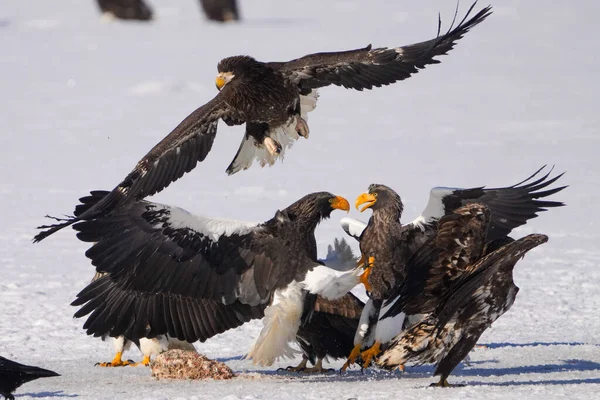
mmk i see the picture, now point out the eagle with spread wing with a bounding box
[33,3,491,243]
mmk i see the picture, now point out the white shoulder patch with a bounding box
[302,264,361,299]
[409,187,459,229]
[340,217,367,241]
[158,204,258,241]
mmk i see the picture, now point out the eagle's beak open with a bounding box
[331,196,350,212]
[355,193,377,212]
[215,72,234,90]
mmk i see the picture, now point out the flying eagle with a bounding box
[376,205,549,387]
[96,0,152,21]
[68,191,350,347]
[90,271,197,367]
[0,356,59,400]
[33,3,491,243]
[340,167,566,370]
[199,0,239,22]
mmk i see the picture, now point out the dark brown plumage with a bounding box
[96,0,152,21]
[377,204,549,387]
[199,0,239,22]
[69,191,349,343]
[0,357,59,400]
[33,3,491,242]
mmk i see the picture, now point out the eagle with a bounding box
[376,205,549,387]
[89,271,197,367]
[199,0,239,22]
[340,167,566,370]
[68,191,350,349]
[0,356,59,400]
[96,0,152,21]
[246,238,364,373]
[33,3,491,243]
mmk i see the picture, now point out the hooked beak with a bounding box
[330,196,350,212]
[355,193,377,212]
[215,72,234,90]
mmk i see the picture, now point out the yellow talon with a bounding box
[341,343,362,372]
[360,341,381,369]
[96,352,135,367]
[132,355,151,367]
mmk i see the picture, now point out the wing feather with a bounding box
[276,4,491,91]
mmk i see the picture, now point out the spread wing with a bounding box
[383,203,490,318]
[274,3,491,91]
[69,193,319,342]
[34,88,237,242]
[411,166,567,241]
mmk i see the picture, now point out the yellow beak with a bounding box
[355,193,377,212]
[331,196,350,212]
[215,76,226,90]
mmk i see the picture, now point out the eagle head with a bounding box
[355,184,404,216]
[281,192,350,225]
[216,55,262,90]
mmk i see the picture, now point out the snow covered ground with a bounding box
[1,0,599,398]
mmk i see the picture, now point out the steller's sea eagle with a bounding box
[376,204,549,387]
[199,0,239,22]
[340,167,566,371]
[33,3,491,242]
[96,0,152,21]
[68,191,350,347]
[0,356,59,400]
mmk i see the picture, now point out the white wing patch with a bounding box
[410,187,458,229]
[156,203,258,241]
[227,90,319,175]
[340,217,367,241]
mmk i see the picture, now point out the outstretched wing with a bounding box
[69,194,318,341]
[274,3,491,91]
[411,166,567,241]
[34,89,236,242]
[383,203,490,318]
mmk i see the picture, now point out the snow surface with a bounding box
[1,0,599,399]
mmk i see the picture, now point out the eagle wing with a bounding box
[411,166,567,241]
[383,203,490,318]
[34,88,237,242]
[70,193,318,342]
[274,3,491,91]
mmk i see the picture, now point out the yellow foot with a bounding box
[475,344,488,349]
[302,359,334,374]
[360,341,381,369]
[430,378,465,388]
[131,355,151,367]
[360,260,374,292]
[341,343,362,372]
[295,116,309,138]
[95,352,135,367]
[398,364,405,372]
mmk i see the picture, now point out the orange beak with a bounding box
[355,193,377,212]
[330,196,350,212]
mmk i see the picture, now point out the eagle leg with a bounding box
[359,257,374,292]
[264,137,282,156]
[131,355,151,367]
[360,341,381,369]
[430,378,465,388]
[302,358,334,374]
[341,343,362,372]
[280,357,308,372]
[295,117,310,139]
[95,351,136,367]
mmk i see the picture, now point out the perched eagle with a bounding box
[376,205,549,387]
[247,238,364,373]
[199,0,239,22]
[96,0,152,21]
[89,272,197,367]
[68,191,350,347]
[340,167,566,370]
[0,356,59,400]
[33,3,491,243]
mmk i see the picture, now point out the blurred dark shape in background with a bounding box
[199,0,240,22]
[97,0,153,21]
